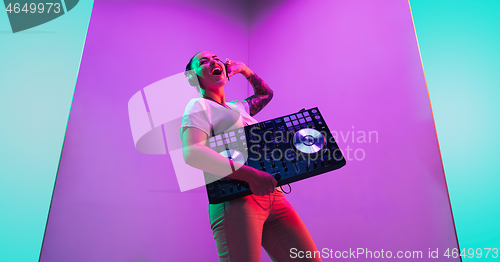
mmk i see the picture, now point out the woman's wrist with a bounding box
[242,67,253,78]
[228,164,255,183]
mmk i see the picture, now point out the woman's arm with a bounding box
[181,127,277,196]
[243,70,274,116]
[226,59,274,116]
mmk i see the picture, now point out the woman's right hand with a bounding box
[244,167,278,196]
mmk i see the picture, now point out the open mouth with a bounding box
[211,66,223,76]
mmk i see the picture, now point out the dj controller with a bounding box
[204,107,346,204]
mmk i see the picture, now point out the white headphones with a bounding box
[184,70,199,87]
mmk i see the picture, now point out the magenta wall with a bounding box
[41,1,459,261]
[40,1,250,261]
[248,0,459,259]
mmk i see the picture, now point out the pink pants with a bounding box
[209,190,322,262]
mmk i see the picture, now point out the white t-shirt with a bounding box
[180,98,282,192]
[179,97,258,137]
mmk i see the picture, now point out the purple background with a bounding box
[40,0,459,261]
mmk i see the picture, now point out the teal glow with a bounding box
[410,0,500,259]
[0,2,94,261]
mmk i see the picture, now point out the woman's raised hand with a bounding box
[225,58,252,78]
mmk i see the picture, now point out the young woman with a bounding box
[180,51,321,262]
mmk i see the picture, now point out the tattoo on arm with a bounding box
[244,73,274,116]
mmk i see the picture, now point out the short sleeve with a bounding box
[241,100,250,115]
[227,99,258,126]
[228,100,250,115]
[179,99,211,137]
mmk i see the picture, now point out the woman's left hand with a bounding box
[225,58,252,78]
